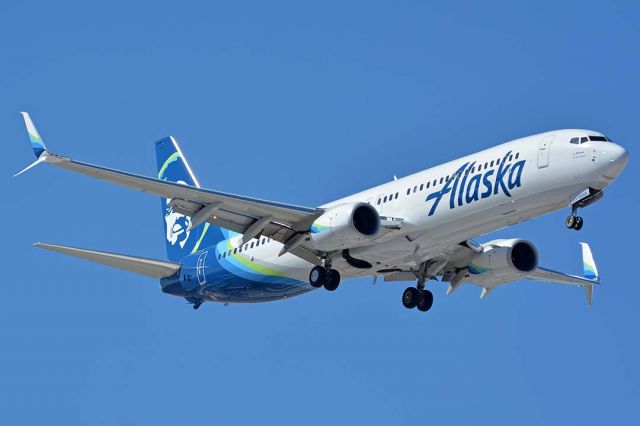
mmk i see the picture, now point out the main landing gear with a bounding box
[402,287,434,312]
[402,260,440,313]
[309,265,341,291]
[566,206,584,231]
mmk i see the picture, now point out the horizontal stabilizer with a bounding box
[34,242,180,279]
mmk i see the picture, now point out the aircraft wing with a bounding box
[17,113,324,263]
[383,240,600,306]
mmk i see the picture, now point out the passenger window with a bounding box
[222,252,226,258]
[509,155,513,161]
[496,159,500,164]
[484,163,488,169]
[383,196,387,203]
[395,193,399,199]
[406,188,411,195]
[413,186,417,193]
[420,184,424,191]
[439,177,443,184]
[233,248,237,254]
[251,242,255,248]
[570,137,579,144]
[446,175,450,182]
[217,253,221,260]
[515,153,520,159]
[377,199,381,205]
[490,161,494,167]
[426,182,430,188]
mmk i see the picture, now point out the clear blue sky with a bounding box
[2,1,639,424]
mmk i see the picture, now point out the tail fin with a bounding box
[155,137,223,261]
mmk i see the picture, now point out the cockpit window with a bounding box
[580,137,589,143]
[589,135,607,142]
[570,137,579,144]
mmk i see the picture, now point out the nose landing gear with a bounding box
[566,204,584,231]
[309,265,341,291]
[566,188,604,231]
[566,214,584,231]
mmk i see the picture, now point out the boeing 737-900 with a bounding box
[16,113,629,312]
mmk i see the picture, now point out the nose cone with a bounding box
[604,143,629,178]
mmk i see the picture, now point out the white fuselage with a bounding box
[221,129,628,285]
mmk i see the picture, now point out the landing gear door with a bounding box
[538,135,554,168]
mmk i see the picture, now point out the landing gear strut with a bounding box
[566,206,584,231]
[309,265,341,291]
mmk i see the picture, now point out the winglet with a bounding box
[579,242,599,281]
[15,112,51,177]
[20,112,48,158]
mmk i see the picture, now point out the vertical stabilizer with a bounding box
[155,137,223,261]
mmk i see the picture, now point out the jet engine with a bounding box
[470,239,538,276]
[309,202,380,251]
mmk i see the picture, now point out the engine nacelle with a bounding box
[469,239,538,276]
[309,202,380,251]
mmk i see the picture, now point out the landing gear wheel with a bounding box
[573,216,584,231]
[402,287,420,309]
[417,290,434,312]
[324,269,341,292]
[309,266,326,288]
[566,215,576,229]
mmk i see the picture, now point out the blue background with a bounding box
[2,1,639,424]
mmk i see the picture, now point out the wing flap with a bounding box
[35,242,180,279]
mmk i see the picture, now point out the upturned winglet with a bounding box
[15,112,50,177]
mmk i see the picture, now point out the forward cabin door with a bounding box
[537,135,554,168]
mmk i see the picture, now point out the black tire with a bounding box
[309,266,326,288]
[324,269,341,292]
[417,290,434,312]
[402,287,420,309]
[566,215,576,229]
[574,216,584,231]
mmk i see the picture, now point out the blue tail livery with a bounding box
[155,137,223,261]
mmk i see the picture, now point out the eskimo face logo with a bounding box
[164,180,192,248]
[425,151,526,216]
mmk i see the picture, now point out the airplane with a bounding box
[16,112,629,312]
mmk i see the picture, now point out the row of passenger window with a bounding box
[376,152,521,205]
[217,237,273,260]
